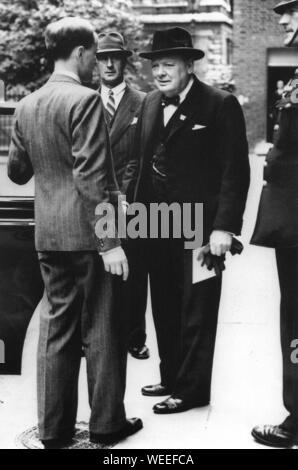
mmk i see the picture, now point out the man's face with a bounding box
[279,7,298,46]
[97,54,125,87]
[78,41,98,83]
[151,55,194,97]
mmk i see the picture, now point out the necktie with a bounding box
[106,89,116,117]
[161,95,180,108]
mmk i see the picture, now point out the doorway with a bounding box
[267,66,296,142]
[267,47,298,142]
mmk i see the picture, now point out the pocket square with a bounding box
[192,124,207,130]
[131,117,138,125]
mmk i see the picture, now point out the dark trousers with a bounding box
[37,251,127,440]
[147,238,221,402]
[173,251,221,404]
[276,248,298,435]
[148,237,183,389]
[146,172,222,401]
[125,239,148,349]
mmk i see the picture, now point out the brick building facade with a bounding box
[233,0,298,147]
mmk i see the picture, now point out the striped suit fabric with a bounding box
[8,73,129,440]
[8,74,120,253]
[102,85,149,349]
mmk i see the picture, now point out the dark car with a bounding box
[0,103,43,374]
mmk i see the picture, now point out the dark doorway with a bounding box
[267,66,297,142]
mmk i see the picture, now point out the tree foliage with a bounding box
[0,0,146,98]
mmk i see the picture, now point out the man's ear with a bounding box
[121,57,128,71]
[187,59,194,73]
[77,45,85,59]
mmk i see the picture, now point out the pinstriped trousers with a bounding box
[37,251,127,441]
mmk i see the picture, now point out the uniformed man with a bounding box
[251,0,298,448]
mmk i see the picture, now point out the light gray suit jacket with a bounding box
[8,74,120,252]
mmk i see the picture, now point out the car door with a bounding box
[0,103,44,375]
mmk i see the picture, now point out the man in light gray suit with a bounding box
[8,17,142,448]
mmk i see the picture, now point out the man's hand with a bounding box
[209,230,233,256]
[101,247,129,281]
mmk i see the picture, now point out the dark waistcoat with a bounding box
[151,105,179,177]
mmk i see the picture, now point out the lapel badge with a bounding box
[180,114,186,121]
[131,117,138,125]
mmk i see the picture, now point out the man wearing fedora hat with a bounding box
[123,27,250,414]
[251,0,298,448]
[96,32,150,361]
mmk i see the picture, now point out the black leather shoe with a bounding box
[153,396,209,414]
[141,383,170,397]
[252,425,296,448]
[90,418,143,445]
[41,436,74,449]
[129,345,150,360]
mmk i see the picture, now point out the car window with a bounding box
[0,103,34,197]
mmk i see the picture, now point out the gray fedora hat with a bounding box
[96,32,132,58]
[139,27,205,61]
[274,0,298,14]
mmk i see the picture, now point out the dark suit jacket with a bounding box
[123,76,250,241]
[251,73,298,248]
[102,85,145,191]
[8,74,120,253]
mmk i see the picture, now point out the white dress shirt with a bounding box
[163,77,194,126]
[101,82,127,111]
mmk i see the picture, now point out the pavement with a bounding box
[0,155,290,449]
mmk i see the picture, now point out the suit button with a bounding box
[263,181,268,187]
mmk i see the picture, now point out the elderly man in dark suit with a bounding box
[96,32,149,360]
[124,27,250,414]
[251,0,298,449]
[7,17,142,448]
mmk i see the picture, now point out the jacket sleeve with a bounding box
[213,93,250,235]
[7,110,34,185]
[71,91,120,252]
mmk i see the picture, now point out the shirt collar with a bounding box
[102,81,126,97]
[179,76,194,104]
[53,70,81,84]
